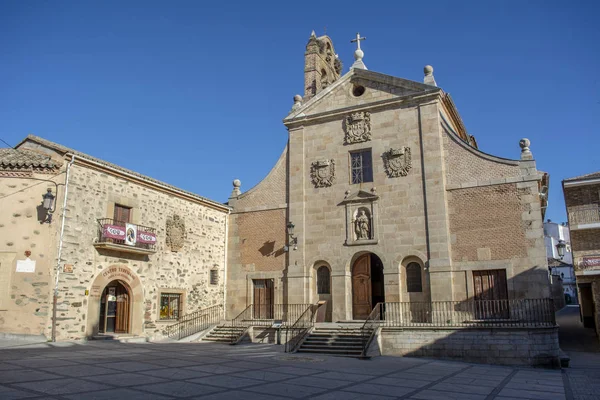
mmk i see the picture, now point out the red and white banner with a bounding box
[138,231,157,244]
[102,224,126,240]
[582,256,600,269]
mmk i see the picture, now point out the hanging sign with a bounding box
[138,231,157,244]
[16,258,36,273]
[582,256,600,270]
[102,224,126,240]
[125,223,137,246]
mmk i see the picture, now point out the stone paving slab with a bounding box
[0,340,574,400]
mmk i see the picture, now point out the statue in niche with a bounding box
[355,210,370,240]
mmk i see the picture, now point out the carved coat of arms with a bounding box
[310,159,335,188]
[344,111,371,144]
[383,147,412,178]
[166,214,185,252]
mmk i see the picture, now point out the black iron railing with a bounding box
[285,304,316,353]
[379,299,555,328]
[165,304,223,340]
[360,302,382,357]
[96,218,157,251]
[230,304,253,344]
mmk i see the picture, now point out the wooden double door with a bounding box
[253,279,274,319]
[352,254,385,320]
[99,281,130,334]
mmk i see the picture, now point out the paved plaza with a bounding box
[0,340,572,400]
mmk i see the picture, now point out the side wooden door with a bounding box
[352,254,372,320]
[253,279,274,319]
[473,269,509,319]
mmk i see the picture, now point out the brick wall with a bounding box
[379,327,560,367]
[236,209,286,271]
[449,184,528,262]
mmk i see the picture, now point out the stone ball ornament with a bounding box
[424,65,434,75]
[233,179,241,188]
[293,94,303,103]
[354,49,364,60]
[519,138,531,151]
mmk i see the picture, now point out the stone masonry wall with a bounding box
[380,327,560,367]
[52,163,227,340]
[0,172,63,336]
[227,148,288,319]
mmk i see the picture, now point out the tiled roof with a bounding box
[15,135,229,211]
[0,147,59,169]
[564,171,600,182]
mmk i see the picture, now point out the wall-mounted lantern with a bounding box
[285,221,298,251]
[556,239,567,260]
[42,188,56,223]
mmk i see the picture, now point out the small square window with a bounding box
[210,269,219,285]
[160,293,181,320]
[350,149,373,184]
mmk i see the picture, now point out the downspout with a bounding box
[223,210,230,320]
[51,154,75,342]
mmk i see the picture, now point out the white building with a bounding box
[544,220,577,303]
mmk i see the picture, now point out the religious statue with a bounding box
[355,210,370,240]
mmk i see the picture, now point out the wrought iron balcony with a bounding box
[94,218,157,254]
[568,204,600,229]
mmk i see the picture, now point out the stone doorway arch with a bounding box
[86,265,144,337]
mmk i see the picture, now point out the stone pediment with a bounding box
[284,69,441,124]
[338,190,379,205]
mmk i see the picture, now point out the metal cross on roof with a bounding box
[351,33,366,50]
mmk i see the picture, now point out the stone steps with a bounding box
[202,326,246,343]
[296,327,368,357]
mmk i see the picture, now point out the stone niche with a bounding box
[339,190,379,246]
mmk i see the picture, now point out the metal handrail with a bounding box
[284,304,315,353]
[165,304,222,340]
[360,302,382,358]
[378,299,555,328]
[230,304,253,344]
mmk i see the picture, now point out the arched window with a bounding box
[406,262,422,292]
[317,266,330,294]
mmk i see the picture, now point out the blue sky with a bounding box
[1,1,598,221]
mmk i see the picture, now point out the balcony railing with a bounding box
[95,218,157,253]
[568,205,600,226]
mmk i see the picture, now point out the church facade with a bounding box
[226,33,551,322]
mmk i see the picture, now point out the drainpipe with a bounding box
[222,210,230,320]
[51,154,75,342]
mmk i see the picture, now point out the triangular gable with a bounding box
[338,189,379,205]
[285,69,440,123]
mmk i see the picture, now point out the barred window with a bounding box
[210,269,219,285]
[159,293,181,320]
[406,263,422,293]
[317,266,330,294]
[350,149,373,184]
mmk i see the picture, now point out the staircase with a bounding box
[202,325,247,343]
[296,325,369,357]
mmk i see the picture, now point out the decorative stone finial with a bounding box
[291,94,303,112]
[424,65,437,87]
[231,179,241,197]
[310,30,316,38]
[350,32,367,70]
[519,138,532,160]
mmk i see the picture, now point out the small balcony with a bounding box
[568,205,600,230]
[94,218,157,255]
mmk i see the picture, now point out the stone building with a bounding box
[0,135,228,341]
[563,171,600,340]
[227,32,552,322]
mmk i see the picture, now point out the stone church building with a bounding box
[0,32,552,354]
[226,32,551,322]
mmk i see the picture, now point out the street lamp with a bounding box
[42,188,56,223]
[286,221,298,251]
[556,239,567,260]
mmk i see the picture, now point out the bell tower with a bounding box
[304,31,342,101]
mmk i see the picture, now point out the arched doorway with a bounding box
[98,280,131,334]
[352,253,385,320]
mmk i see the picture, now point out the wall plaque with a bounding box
[16,258,36,273]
